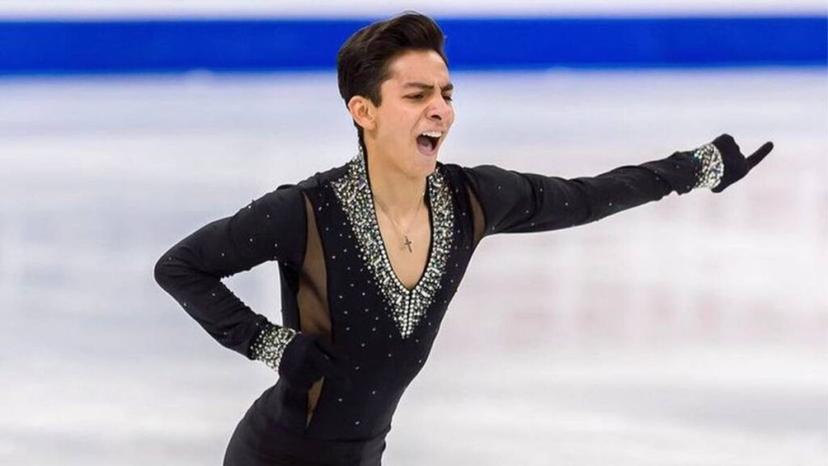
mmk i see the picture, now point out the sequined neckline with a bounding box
[330,148,454,339]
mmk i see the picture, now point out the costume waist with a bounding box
[266,421,390,462]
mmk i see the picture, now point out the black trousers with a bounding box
[223,400,387,466]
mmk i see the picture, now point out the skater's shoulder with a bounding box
[434,160,472,183]
[437,160,510,185]
[273,160,350,194]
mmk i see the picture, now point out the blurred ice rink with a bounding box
[0,66,825,465]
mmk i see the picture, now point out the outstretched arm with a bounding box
[462,133,773,237]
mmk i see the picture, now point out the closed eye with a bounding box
[406,94,453,102]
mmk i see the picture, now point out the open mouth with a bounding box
[416,131,442,156]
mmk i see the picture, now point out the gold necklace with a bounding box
[373,192,425,253]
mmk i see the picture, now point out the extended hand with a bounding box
[710,134,774,193]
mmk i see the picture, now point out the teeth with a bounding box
[420,131,442,138]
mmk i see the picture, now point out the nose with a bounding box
[427,95,452,122]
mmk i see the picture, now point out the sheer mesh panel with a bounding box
[297,193,331,427]
[466,186,485,248]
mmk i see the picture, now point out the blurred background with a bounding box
[1,1,826,465]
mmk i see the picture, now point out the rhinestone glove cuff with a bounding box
[690,143,725,190]
[250,323,298,371]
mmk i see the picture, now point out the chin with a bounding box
[411,153,438,176]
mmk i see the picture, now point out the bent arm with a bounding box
[462,142,723,237]
[153,184,306,367]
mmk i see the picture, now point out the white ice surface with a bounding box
[0,68,825,465]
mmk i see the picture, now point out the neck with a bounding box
[362,140,427,216]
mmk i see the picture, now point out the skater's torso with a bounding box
[264,150,485,441]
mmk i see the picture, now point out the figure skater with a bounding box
[154,11,773,466]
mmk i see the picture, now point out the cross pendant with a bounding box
[402,235,413,253]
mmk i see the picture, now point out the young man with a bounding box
[154,12,773,466]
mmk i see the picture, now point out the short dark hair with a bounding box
[336,11,448,147]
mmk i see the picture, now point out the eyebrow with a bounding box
[403,82,454,92]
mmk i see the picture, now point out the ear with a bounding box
[347,96,376,132]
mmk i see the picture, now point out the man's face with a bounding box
[371,49,454,178]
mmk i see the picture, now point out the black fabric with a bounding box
[279,331,354,392]
[154,184,306,359]
[460,150,701,237]
[223,385,387,466]
[154,148,708,463]
[710,133,774,193]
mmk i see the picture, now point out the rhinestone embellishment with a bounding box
[690,143,725,190]
[250,323,298,371]
[331,147,454,339]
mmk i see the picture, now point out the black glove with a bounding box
[278,332,353,392]
[710,134,774,193]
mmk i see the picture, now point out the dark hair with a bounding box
[336,11,448,147]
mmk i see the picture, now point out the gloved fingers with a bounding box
[310,348,352,387]
[314,338,352,364]
[746,141,773,170]
[712,133,739,154]
[278,334,325,390]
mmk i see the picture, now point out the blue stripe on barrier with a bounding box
[0,16,824,74]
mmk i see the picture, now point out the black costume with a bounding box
[154,139,726,465]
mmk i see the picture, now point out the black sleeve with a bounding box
[462,149,708,237]
[153,184,306,360]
